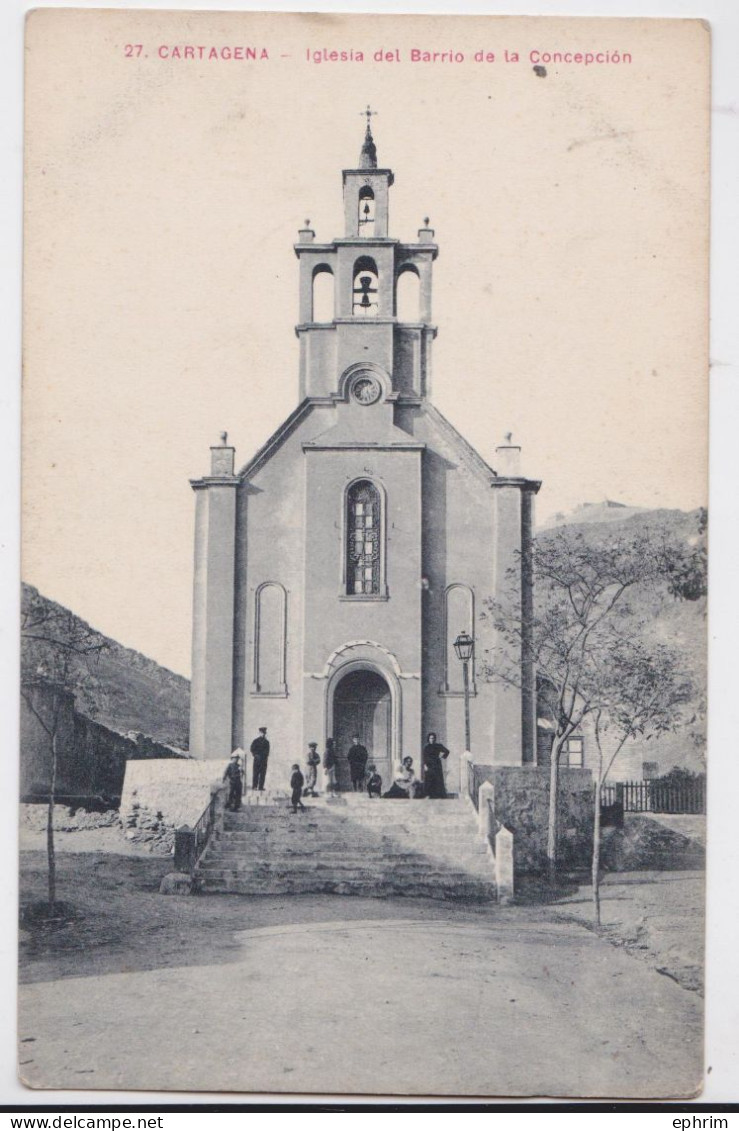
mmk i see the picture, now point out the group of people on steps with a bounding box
[223,728,452,813]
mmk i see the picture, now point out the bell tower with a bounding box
[343,108,393,239]
[294,110,438,402]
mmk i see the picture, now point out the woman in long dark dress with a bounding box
[422,732,450,798]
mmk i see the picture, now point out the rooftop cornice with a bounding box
[190,476,239,491]
[333,237,399,246]
[397,241,439,257]
[293,243,340,254]
[342,167,395,184]
[492,477,543,494]
[294,239,438,255]
[294,320,438,336]
[302,440,425,453]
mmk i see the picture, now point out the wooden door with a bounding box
[333,670,392,792]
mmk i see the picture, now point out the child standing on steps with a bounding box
[289,764,306,813]
[366,764,382,798]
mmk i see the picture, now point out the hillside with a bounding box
[536,504,707,775]
[539,499,649,529]
[21,584,190,749]
[537,504,706,669]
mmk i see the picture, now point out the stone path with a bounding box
[19,909,702,1098]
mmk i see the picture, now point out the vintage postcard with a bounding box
[19,9,709,1098]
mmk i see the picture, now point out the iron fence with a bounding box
[601,778,705,815]
[191,789,219,865]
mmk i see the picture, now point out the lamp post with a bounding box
[453,629,474,753]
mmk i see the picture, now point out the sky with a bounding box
[21,11,709,677]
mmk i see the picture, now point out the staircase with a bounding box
[195,792,496,902]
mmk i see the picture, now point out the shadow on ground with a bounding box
[19,847,503,985]
[20,834,705,999]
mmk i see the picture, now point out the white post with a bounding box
[460,750,472,799]
[478,780,494,839]
[495,826,515,904]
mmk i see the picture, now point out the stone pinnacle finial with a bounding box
[359,105,378,169]
[220,431,228,445]
[423,216,430,228]
[504,431,513,444]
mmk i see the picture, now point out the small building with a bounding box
[20,681,187,806]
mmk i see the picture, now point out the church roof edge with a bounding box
[421,403,498,484]
[236,399,315,480]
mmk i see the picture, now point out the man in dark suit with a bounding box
[347,734,369,792]
[250,726,270,791]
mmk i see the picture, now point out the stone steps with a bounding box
[209,847,490,863]
[219,819,484,829]
[200,850,488,873]
[199,863,491,881]
[221,824,481,838]
[198,880,495,901]
[196,795,495,902]
[215,827,488,845]
[196,871,496,901]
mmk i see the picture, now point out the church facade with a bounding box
[188,122,541,792]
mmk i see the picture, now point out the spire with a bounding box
[359,105,378,169]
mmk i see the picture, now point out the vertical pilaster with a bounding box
[492,482,523,765]
[189,439,238,760]
[417,224,435,322]
[296,223,316,324]
[492,440,540,767]
[520,488,537,764]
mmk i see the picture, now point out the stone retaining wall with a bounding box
[601,814,706,871]
[120,759,229,850]
[473,764,594,874]
[21,683,188,805]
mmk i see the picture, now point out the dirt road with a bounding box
[19,907,702,1098]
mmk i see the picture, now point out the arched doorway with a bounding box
[332,669,392,792]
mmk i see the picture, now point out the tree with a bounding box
[589,639,693,925]
[662,508,707,603]
[20,587,107,911]
[483,526,668,886]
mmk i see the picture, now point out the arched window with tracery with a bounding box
[346,480,381,595]
[352,257,379,316]
[358,186,376,236]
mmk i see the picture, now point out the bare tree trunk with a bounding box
[592,775,602,926]
[592,721,626,930]
[47,730,58,909]
[547,743,559,887]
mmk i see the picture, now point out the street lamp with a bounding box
[453,629,474,753]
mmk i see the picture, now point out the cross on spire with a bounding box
[359,106,378,169]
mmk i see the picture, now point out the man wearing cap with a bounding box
[223,750,244,812]
[250,726,270,791]
[304,742,321,797]
[347,734,369,792]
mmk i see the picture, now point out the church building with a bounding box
[188,118,541,793]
